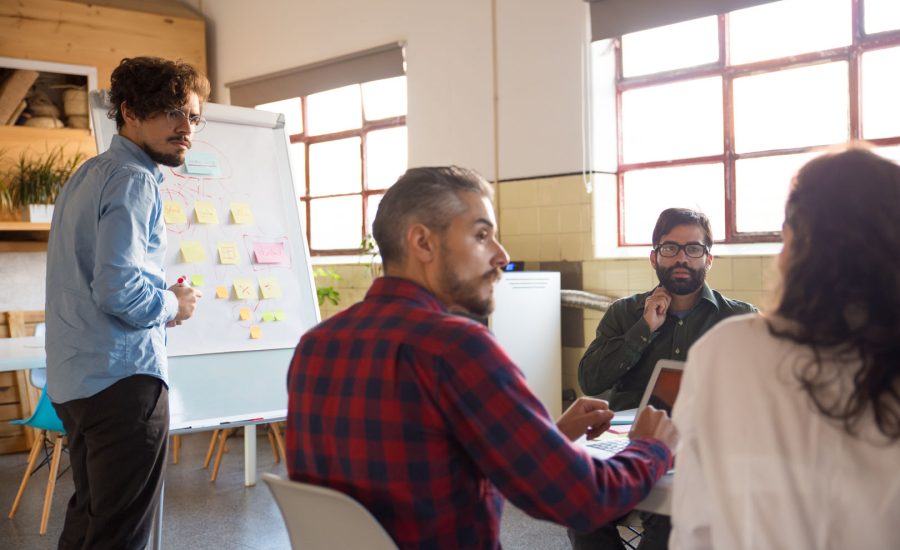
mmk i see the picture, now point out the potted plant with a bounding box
[1,146,84,223]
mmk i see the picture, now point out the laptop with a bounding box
[581,359,685,459]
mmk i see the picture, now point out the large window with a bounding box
[605,0,900,247]
[257,76,407,256]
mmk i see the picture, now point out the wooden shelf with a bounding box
[0,222,51,231]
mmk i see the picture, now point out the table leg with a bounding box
[244,424,256,486]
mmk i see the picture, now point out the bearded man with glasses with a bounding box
[570,208,756,550]
[45,57,208,550]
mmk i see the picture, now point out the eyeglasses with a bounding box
[655,242,709,258]
[165,109,206,132]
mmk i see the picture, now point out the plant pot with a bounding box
[24,204,54,223]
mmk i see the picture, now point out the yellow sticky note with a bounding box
[194,201,219,224]
[215,286,228,299]
[261,311,275,322]
[274,310,286,321]
[163,201,187,224]
[258,276,283,299]
[179,241,207,263]
[218,242,240,265]
[190,274,205,287]
[250,325,262,339]
[239,308,252,321]
[230,203,254,225]
[233,278,257,300]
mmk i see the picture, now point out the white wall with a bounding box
[189,0,589,180]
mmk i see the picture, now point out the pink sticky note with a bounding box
[253,242,286,264]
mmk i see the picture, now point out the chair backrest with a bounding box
[262,473,397,550]
[8,388,65,433]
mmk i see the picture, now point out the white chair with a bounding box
[262,473,397,550]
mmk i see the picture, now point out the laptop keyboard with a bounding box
[586,438,629,454]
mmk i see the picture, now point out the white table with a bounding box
[0,335,46,372]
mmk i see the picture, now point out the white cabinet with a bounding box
[491,272,562,417]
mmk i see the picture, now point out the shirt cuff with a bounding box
[163,289,179,323]
[623,317,656,351]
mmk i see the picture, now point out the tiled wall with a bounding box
[315,173,782,402]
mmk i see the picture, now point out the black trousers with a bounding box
[53,375,169,550]
[568,512,671,550]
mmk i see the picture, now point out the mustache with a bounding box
[169,136,191,148]
[484,268,503,282]
[665,262,698,275]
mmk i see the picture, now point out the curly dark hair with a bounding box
[107,57,210,130]
[769,146,900,440]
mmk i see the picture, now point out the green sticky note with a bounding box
[261,311,275,322]
[274,310,286,321]
[190,274,205,287]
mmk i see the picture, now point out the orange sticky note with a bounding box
[215,286,228,299]
[249,325,262,339]
[239,308,252,321]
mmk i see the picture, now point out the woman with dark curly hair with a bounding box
[670,146,900,549]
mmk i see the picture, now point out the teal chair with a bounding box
[7,388,66,536]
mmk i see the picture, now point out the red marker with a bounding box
[177,275,188,286]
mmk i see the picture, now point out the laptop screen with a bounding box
[645,366,683,416]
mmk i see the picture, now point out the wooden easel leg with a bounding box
[203,430,219,469]
[9,429,44,519]
[171,435,181,464]
[267,427,278,462]
[40,432,63,535]
[269,422,287,464]
[210,429,229,482]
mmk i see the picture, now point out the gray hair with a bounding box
[373,166,494,267]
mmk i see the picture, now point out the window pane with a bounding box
[362,76,407,120]
[366,193,383,237]
[310,196,362,250]
[733,62,848,153]
[366,127,407,190]
[308,138,361,196]
[622,163,725,245]
[862,47,900,140]
[255,97,303,135]
[729,0,850,65]
[874,144,900,164]
[735,152,817,233]
[288,142,306,196]
[306,84,362,136]
[865,0,900,34]
[622,77,723,163]
[621,16,719,78]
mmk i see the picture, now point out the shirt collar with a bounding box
[110,134,165,183]
[366,276,448,313]
[699,283,719,310]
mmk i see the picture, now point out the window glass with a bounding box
[255,97,303,135]
[308,138,361,197]
[864,0,900,34]
[733,62,848,153]
[366,127,407,190]
[310,196,362,250]
[622,163,724,244]
[861,46,900,139]
[362,76,407,120]
[621,16,719,77]
[366,193,384,237]
[729,0,850,65]
[735,152,817,233]
[622,77,723,163]
[306,84,362,135]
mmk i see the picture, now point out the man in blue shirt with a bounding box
[45,57,208,550]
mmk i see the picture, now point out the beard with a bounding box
[656,261,706,295]
[438,262,502,318]
[143,139,188,167]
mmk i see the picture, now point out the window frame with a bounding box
[613,3,900,247]
[289,85,406,256]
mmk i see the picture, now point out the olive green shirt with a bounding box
[578,285,756,411]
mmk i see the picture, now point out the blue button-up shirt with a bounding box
[45,134,178,403]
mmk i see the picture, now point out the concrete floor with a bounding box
[0,430,570,549]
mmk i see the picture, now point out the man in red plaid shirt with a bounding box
[286,166,678,549]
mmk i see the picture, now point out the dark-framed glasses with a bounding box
[165,109,206,132]
[655,242,708,258]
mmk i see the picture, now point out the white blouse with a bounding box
[670,314,900,550]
